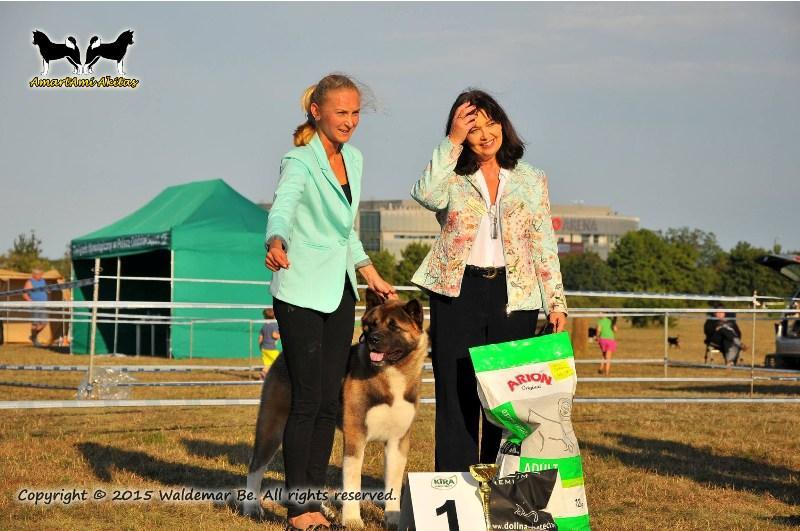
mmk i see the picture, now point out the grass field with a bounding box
[1,317,799,530]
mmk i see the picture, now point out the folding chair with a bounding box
[704,344,722,364]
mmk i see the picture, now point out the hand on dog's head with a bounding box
[364,289,423,331]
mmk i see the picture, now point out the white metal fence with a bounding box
[1,271,798,409]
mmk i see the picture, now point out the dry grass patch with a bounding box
[1,316,798,530]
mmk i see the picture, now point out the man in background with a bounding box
[704,310,744,366]
[23,268,48,347]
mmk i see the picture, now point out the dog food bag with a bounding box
[469,332,590,531]
[489,469,559,530]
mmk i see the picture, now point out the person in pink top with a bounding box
[596,315,618,376]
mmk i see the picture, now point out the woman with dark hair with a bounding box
[265,73,396,530]
[411,89,568,472]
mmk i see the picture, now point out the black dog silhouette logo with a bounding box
[85,30,134,75]
[30,29,138,88]
[32,30,81,76]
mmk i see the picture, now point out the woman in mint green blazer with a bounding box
[263,74,395,530]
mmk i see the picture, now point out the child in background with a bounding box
[258,308,281,380]
[596,315,618,376]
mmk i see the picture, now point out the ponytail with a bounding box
[293,84,317,147]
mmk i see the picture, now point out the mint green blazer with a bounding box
[265,133,370,312]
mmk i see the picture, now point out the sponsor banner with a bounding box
[71,232,170,258]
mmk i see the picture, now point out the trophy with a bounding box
[469,463,498,531]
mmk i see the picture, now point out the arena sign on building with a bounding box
[550,204,640,259]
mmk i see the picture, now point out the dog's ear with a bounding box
[365,289,382,311]
[403,298,424,329]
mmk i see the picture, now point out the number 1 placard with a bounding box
[398,472,487,531]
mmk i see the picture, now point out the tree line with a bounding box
[365,228,797,314]
[3,228,795,307]
[0,231,70,277]
[561,227,795,297]
[556,228,798,324]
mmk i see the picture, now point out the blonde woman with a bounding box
[264,74,395,530]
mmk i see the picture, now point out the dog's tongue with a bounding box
[370,351,385,362]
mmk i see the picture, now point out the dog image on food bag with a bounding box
[526,396,579,454]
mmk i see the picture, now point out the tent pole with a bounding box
[4,280,9,347]
[750,291,757,397]
[170,250,175,359]
[663,312,669,377]
[68,266,73,355]
[88,258,101,384]
[249,320,253,366]
[113,257,121,354]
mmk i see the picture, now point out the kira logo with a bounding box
[507,372,553,391]
[431,475,457,490]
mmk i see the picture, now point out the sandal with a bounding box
[310,512,345,530]
[286,512,331,531]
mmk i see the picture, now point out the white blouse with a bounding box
[466,167,508,268]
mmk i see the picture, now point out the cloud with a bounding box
[374,5,800,92]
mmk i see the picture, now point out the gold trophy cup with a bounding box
[469,463,498,531]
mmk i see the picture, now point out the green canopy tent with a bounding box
[70,179,272,359]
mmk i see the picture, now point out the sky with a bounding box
[1,2,799,259]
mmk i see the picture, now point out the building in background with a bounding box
[356,200,437,257]
[260,200,639,260]
[550,204,640,259]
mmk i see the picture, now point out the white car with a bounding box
[756,254,800,369]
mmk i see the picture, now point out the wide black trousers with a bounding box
[430,272,539,472]
[273,279,355,517]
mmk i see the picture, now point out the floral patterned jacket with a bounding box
[410,137,568,315]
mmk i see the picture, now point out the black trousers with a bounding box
[273,279,356,517]
[430,272,539,472]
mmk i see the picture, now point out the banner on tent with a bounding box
[71,232,170,258]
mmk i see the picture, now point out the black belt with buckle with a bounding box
[464,265,506,279]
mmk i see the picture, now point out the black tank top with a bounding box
[340,182,352,205]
